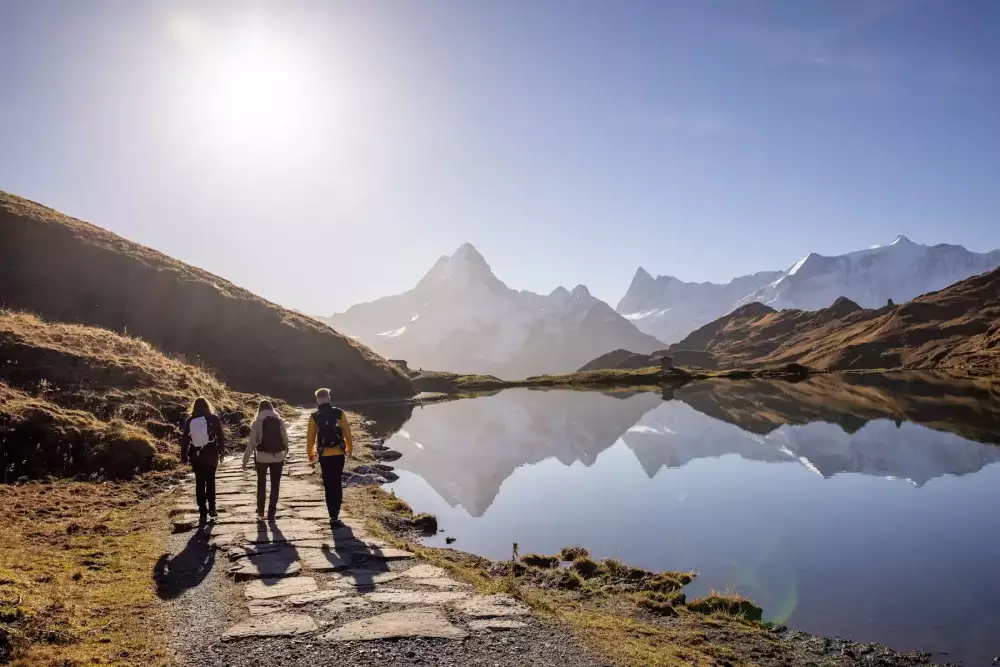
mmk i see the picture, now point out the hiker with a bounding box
[306,388,354,527]
[243,399,290,521]
[180,397,226,522]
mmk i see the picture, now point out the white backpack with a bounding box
[189,416,211,449]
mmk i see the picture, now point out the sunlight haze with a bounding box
[1,0,998,313]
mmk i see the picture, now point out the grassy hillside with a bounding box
[1,310,279,480]
[0,192,412,402]
[671,267,1000,375]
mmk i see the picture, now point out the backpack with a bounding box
[314,406,344,453]
[258,415,285,453]
[189,416,211,449]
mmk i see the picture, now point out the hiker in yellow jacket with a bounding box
[307,388,353,527]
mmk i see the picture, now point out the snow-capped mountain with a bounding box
[618,235,1000,344]
[321,244,663,378]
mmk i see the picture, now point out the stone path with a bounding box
[171,412,533,647]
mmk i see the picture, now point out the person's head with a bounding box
[314,388,331,405]
[190,397,213,418]
[258,399,274,415]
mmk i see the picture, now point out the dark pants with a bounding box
[319,455,345,521]
[192,463,217,515]
[256,462,284,517]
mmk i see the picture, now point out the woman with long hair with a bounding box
[180,397,226,522]
[242,399,289,521]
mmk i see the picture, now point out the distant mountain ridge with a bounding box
[618,235,1000,343]
[321,243,662,378]
[668,264,1000,375]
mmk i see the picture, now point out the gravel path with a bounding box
[160,412,601,667]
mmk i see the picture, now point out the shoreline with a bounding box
[340,411,943,667]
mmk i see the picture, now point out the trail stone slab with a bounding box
[247,600,286,616]
[229,554,303,581]
[222,613,317,641]
[365,590,469,605]
[320,596,372,615]
[349,545,414,561]
[285,590,350,606]
[244,577,318,600]
[409,577,471,589]
[208,533,241,549]
[330,570,402,588]
[467,619,528,631]
[321,607,468,641]
[401,564,448,579]
[244,529,323,544]
[299,549,354,572]
[454,594,531,618]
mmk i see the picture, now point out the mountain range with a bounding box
[618,235,1000,344]
[324,235,1000,379]
[321,244,663,379]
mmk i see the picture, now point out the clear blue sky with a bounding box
[2,1,998,313]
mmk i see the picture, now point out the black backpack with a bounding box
[258,415,285,453]
[314,405,345,453]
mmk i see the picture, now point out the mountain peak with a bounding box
[571,284,591,298]
[452,242,487,263]
[891,235,914,246]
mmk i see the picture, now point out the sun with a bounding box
[192,27,316,147]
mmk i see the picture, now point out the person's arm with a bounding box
[213,416,227,463]
[306,416,317,461]
[281,420,290,452]
[243,420,259,468]
[339,414,353,457]
[180,418,191,464]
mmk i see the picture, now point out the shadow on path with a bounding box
[153,527,214,600]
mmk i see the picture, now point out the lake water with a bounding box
[359,374,1000,665]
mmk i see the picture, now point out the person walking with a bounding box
[180,397,225,523]
[243,400,290,521]
[306,388,353,528]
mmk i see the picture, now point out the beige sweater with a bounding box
[242,409,289,466]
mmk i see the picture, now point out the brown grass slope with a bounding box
[0,192,412,401]
[671,268,1000,375]
[1,310,279,480]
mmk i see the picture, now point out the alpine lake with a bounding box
[356,373,1000,665]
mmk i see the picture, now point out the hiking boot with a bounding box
[209,509,218,520]
[329,519,344,529]
[199,511,208,524]
[256,513,266,522]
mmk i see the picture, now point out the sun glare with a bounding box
[172,17,320,151]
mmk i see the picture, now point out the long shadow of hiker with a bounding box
[329,524,390,590]
[243,520,301,587]
[152,528,214,600]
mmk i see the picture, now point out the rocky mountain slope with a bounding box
[619,235,1000,344]
[0,192,412,401]
[322,244,662,378]
[667,265,1000,374]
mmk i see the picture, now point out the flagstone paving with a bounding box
[168,412,549,647]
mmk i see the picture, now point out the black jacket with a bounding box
[180,414,226,466]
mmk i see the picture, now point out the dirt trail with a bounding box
[158,412,600,666]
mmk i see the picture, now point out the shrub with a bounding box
[637,590,686,616]
[687,592,762,621]
[558,546,589,562]
[571,557,601,579]
[550,569,585,590]
[521,553,559,569]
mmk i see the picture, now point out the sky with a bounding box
[1,1,998,313]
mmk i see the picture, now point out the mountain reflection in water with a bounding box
[358,373,1000,664]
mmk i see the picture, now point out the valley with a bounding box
[2,190,998,667]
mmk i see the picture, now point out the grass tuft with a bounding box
[558,546,590,562]
[521,553,560,569]
[687,591,763,621]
